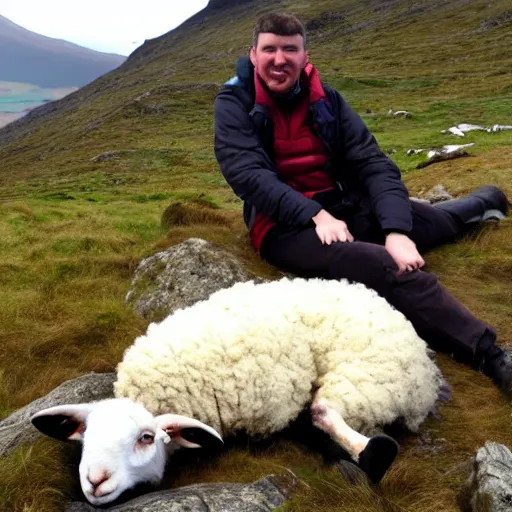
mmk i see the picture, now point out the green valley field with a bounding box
[0,0,511,510]
[0,81,77,127]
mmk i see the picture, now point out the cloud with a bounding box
[0,0,209,55]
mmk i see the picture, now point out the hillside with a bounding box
[0,0,511,511]
[1,0,511,175]
[0,14,126,88]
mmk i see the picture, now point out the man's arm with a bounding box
[328,87,413,235]
[214,89,323,227]
[328,88,424,271]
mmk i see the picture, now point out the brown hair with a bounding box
[252,13,306,47]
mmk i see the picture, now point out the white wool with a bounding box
[114,278,441,436]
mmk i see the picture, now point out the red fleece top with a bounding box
[250,64,334,252]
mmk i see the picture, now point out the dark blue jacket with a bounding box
[214,57,412,235]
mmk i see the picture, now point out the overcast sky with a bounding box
[1,0,210,56]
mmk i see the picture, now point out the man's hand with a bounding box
[385,233,425,274]
[312,209,354,245]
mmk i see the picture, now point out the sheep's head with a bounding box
[31,398,223,505]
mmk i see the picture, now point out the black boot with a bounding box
[434,185,509,226]
[357,434,399,485]
[481,346,512,398]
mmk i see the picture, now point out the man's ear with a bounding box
[304,51,310,67]
[31,403,95,442]
[249,46,257,68]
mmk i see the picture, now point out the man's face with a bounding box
[250,32,308,94]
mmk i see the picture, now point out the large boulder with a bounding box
[0,372,115,457]
[66,474,296,512]
[126,238,260,321]
[459,441,512,512]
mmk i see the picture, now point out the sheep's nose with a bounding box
[87,469,111,496]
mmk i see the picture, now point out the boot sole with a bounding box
[467,209,506,223]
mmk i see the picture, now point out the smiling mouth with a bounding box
[270,69,288,80]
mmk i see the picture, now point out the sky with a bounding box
[1,0,210,56]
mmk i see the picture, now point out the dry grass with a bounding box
[161,201,234,228]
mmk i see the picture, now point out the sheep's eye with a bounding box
[138,432,155,445]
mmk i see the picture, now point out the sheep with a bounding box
[31,277,446,506]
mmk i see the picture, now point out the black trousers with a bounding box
[260,200,497,364]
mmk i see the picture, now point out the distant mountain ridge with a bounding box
[0,0,511,152]
[0,14,126,88]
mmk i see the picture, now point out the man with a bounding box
[213,13,511,395]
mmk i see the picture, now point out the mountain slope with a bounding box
[0,0,511,158]
[0,14,126,87]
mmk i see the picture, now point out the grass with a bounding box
[0,0,511,510]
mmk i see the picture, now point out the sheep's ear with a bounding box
[155,414,223,449]
[31,403,95,442]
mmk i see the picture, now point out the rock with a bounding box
[441,123,512,136]
[406,148,426,156]
[441,126,466,137]
[479,11,512,32]
[427,144,475,159]
[440,124,484,136]
[410,185,453,205]
[425,184,454,204]
[65,474,296,512]
[134,91,151,101]
[135,103,170,115]
[90,149,137,162]
[0,372,115,457]
[408,144,473,160]
[409,143,475,169]
[416,144,474,169]
[388,109,411,117]
[459,441,512,512]
[487,124,512,133]
[457,123,486,133]
[305,11,345,32]
[126,238,260,321]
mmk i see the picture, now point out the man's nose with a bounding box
[274,49,287,66]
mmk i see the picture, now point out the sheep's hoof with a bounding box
[357,435,399,485]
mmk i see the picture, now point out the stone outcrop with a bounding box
[459,441,512,512]
[125,238,260,321]
[66,474,296,512]
[0,372,115,458]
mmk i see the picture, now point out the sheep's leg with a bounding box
[311,398,368,460]
[311,398,399,484]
